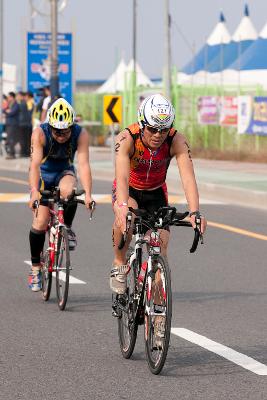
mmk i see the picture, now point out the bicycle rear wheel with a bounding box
[144,255,172,375]
[118,249,138,358]
[41,232,52,301]
[55,226,70,311]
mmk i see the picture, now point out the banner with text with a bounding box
[219,96,238,126]
[197,96,219,125]
[27,32,72,103]
[240,96,267,136]
[237,96,253,134]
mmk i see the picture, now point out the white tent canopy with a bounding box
[96,59,154,93]
[96,59,127,94]
[232,5,257,41]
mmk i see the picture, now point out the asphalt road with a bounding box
[1,171,267,400]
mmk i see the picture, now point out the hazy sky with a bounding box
[3,0,267,83]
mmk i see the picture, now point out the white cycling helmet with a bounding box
[138,94,175,130]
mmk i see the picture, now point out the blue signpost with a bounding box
[27,32,72,103]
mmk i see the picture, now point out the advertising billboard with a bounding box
[27,32,72,103]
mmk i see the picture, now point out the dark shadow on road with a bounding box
[65,294,112,312]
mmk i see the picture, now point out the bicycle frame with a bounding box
[45,201,66,273]
[127,218,166,320]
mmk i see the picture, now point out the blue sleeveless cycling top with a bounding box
[40,123,82,172]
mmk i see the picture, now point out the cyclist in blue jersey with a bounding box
[28,98,94,291]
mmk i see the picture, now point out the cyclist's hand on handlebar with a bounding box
[29,189,40,211]
[84,193,95,210]
[189,212,207,234]
[114,201,129,234]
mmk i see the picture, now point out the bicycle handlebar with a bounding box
[118,206,203,253]
[37,188,96,219]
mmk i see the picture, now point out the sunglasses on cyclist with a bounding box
[52,128,71,137]
[146,125,170,135]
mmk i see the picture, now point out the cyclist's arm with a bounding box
[76,128,92,198]
[29,127,45,194]
[114,129,133,205]
[170,133,199,213]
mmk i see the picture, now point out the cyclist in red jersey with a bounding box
[110,94,207,295]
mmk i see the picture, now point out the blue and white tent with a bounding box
[225,21,267,87]
[207,5,257,73]
[182,12,231,74]
[230,21,267,71]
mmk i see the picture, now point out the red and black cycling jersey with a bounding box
[126,123,177,190]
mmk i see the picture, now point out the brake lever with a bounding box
[118,212,132,250]
[32,200,39,217]
[195,216,204,245]
[89,200,96,220]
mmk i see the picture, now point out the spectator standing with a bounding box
[17,91,30,157]
[35,88,45,121]
[2,94,8,111]
[40,86,51,122]
[20,91,35,157]
[2,94,8,131]
[3,92,20,159]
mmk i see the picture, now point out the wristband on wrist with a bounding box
[189,210,201,218]
[117,202,128,208]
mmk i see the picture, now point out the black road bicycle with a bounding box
[112,206,202,374]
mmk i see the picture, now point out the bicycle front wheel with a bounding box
[41,232,52,301]
[118,251,138,358]
[144,255,172,375]
[55,226,70,311]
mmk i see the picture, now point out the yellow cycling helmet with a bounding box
[48,98,75,129]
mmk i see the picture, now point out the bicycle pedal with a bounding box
[112,309,120,318]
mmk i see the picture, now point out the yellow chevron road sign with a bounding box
[103,95,122,125]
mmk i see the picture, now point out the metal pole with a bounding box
[50,0,59,99]
[0,0,3,125]
[164,0,171,99]
[131,0,137,123]
[133,0,137,76]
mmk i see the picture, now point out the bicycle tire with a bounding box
[41,232,52,301]
[144,255,172,375]
[118,249,138,359]
[55,226,70,311]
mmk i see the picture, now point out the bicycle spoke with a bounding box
[55,227,70,310]
[145,256,172,374]
[41,233,52,301]
[118,256,139,359]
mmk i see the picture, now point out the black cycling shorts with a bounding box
[129,185,169,233]
[128,185,168,214]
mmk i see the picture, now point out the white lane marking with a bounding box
[0,193,111,203]
[171,196,226,205]
[171,328,267,376]
[24,261,86,285]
